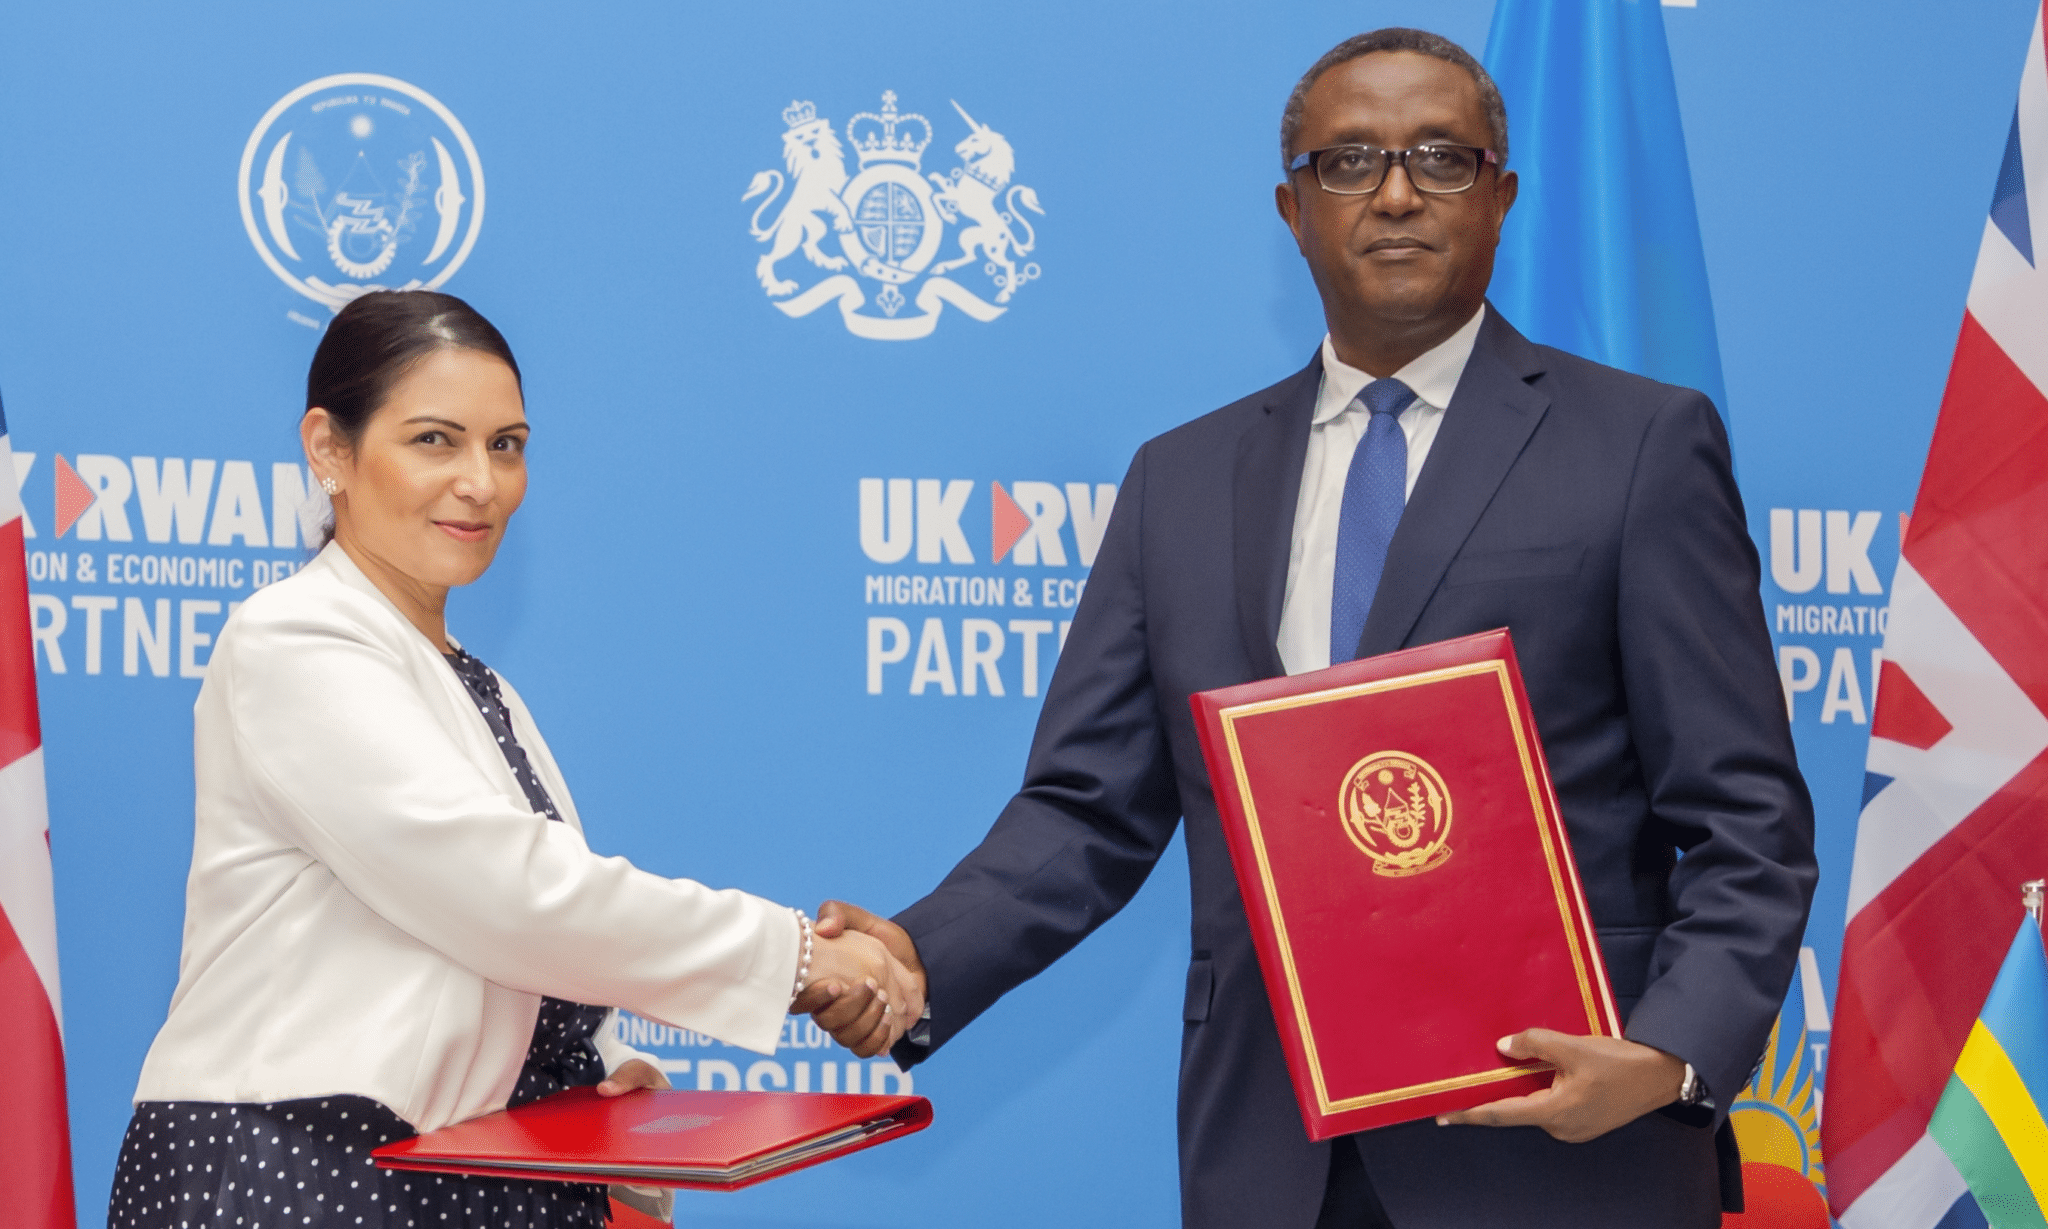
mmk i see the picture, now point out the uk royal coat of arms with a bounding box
[743,92,1044,340]
[1339,752,1455,877]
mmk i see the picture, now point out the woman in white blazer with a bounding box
[108,291,920,1229]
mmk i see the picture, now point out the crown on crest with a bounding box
[849,92,932,167]
[782,100,818,128]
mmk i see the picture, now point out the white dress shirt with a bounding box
[134,543,800,1131]
[1275,305,1487,675]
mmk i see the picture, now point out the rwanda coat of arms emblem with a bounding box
[1339,752,1455,877]
[238,73,484,312]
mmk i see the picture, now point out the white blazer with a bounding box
[134,544,800,1131]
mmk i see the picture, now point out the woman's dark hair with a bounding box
[306,290,521,445]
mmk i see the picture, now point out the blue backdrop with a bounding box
[0,1,2033,1222]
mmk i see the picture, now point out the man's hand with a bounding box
[1436,1030,1687,1143]
[788,919,923,1055]
[595,1058,670,1098]
[793,900,927,1059]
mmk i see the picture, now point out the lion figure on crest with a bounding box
[929,102,1044,303]
[743,106,855,297]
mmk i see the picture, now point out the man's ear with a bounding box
[1492,167,1519,236]
[1275,180,1306,253]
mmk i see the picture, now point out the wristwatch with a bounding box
[1677,1063,1707,1107]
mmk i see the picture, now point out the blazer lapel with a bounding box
[1234,354,1322,680]
[1355,310,1551,659]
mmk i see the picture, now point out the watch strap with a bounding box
[1678,1062,1704,1106]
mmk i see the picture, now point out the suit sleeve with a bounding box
[1611,390,1818,1113]
[892,443,1184,1062]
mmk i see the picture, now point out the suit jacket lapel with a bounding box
[1355,310,1551,659]
[1234,354,1321,680]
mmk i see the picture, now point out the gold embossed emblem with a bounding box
[1338,752,1453,877]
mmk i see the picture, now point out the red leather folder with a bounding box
[371,1086,931,1191]
[1191,628,1620,1141]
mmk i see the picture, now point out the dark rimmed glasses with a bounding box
[1287,143,1499,195]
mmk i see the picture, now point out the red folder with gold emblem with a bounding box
[1190,628,1620,1140]
[371,1087,930,1190]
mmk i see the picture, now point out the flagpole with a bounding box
[2024,879,2044,930]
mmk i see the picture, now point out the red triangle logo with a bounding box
[1870,658,1953,750]
[991,482,1031,563]
[53,454,94,538]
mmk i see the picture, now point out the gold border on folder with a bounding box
[1217,660,1606,1118]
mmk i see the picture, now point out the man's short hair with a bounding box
[1279,28,1510,171]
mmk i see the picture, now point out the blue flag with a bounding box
[1482,0,1730,431]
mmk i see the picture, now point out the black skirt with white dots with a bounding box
[107,998,616,1228]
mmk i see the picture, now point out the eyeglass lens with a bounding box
[1317,145,1482,194]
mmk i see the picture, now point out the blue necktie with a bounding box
[1329,378,1414,664]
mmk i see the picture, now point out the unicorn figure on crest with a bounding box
[929,101,1044,303]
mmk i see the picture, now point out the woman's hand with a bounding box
[796,927,926,1058]
[595,1058,671,1098]
[597,1061,677,1219]
[801,901,928,1058]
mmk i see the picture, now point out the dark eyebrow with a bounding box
[400,416,532,434]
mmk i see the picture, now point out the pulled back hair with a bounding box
[306,290,521,445]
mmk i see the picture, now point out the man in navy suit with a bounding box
[803,27,1814,1228]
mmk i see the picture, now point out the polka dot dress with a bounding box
[108,649,618,1228]
[444,647,562,823]
[107,1098,607,1228]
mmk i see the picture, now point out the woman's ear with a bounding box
[301,408,347,490]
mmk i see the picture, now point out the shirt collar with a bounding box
[1313,304,1487,425]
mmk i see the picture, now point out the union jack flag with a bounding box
[1825,5,2048,1225]
[0,391,74,1227]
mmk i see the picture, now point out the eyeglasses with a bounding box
[1287,143,1499,196]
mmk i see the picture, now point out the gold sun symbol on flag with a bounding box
[1731,1015,1827,1193]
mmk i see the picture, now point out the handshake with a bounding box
[789,901,926,1059]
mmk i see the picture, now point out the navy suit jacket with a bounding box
[893,311,1817,1228]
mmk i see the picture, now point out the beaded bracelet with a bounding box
[790,909,815,1004]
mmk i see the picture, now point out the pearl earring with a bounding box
[320,476,339,496]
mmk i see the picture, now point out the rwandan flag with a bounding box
[1481,0,1729,430]
[1725,968,1832,1226]
[1929,913,2048,1227]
